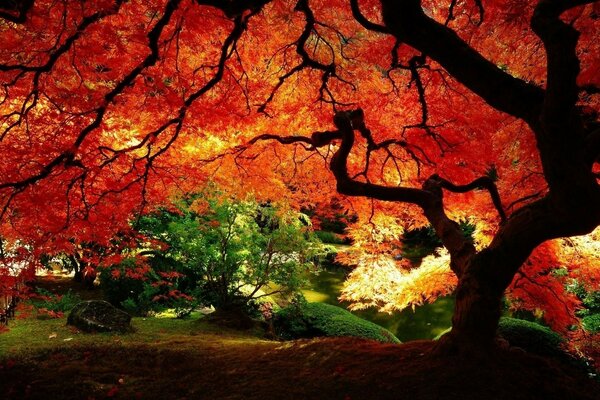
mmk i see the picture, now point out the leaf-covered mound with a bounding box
[274,302,400,344]
[497,317,565,358]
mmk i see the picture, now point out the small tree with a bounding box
[135,195,322,313]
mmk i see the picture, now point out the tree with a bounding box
[0,0,598,352]
[131,194,320,312]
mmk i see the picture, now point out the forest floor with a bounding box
[0,275,598,400]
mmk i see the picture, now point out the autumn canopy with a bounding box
[0,0,599,348]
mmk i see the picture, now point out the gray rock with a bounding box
[67,300,132,333]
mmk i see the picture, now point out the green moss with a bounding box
[433,319,565,353]
[274,302,400,344]
[582,313,600,333]
[432,326,452,340]
[497,317,564,358]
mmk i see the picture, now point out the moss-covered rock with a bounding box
[274,302,400,344]
[67,300,132,333]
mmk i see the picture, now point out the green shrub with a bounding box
[31,288,81,313]
[582,314,600,333]
[274,301,400,344]
[583,292,600,313]
[99,260,146,307]
[497,317,565,358]
[314,230,346,245]
[401,222,474,263]
[120,298,140,316]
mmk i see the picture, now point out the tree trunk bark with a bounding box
[435,254,507,354]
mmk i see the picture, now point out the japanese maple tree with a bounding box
[0,0,599,352]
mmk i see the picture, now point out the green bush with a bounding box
[99,260,146,307]
[314,230,346,245]
[132,194,322,314]
[497,317,565,358]
[274,301,400,344]
[582,314,600,333]
[120,298,140,316]
[31,288,81,313]
[583,292,600,313]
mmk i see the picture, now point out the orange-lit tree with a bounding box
[0,0,599,350]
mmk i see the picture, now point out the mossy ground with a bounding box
[1,275,598,400]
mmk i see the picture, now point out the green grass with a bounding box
[0,311,263,359]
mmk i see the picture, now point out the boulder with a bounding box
[67,300,132,333]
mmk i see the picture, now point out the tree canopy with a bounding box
[0,0,599,348]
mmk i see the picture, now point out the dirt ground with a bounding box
[1,336,599,400]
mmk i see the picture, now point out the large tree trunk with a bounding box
[448,277,502,347]
[435,253,508,353]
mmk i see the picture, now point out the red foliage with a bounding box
[0,0,597,353]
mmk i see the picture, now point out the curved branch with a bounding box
[379,0,544,123]
[433,175,506,222]
[0,0,126,141]
[529,0,599,195]
[328,110,431,206]
[0,0,34,23]
[235,110,482,272]
[349,0,388,33]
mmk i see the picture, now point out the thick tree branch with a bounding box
[328,110,431,206]
[433,175,506,222]
[0,0,34,23]
[349,0,388,33]
[530,0,593,128]
[379,0,544,123]
[529,0,598,195]
[586,127,600,165]
[195,0,270,18]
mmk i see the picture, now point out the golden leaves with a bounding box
[340,249,456,313]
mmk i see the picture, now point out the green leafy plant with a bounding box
[583,314,600,334]
[31,288,81,318]
[112,192,324,316]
